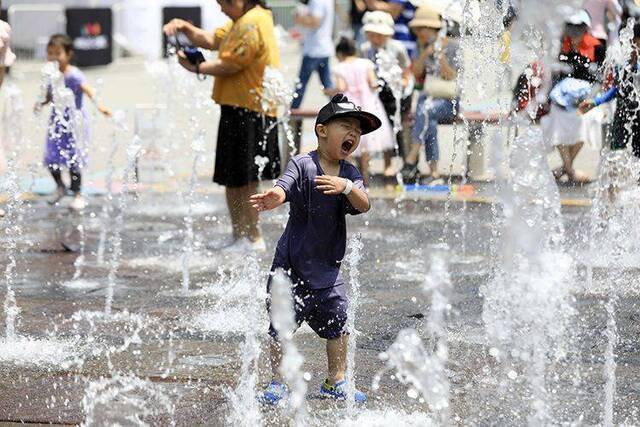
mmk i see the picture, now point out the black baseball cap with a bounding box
[315,94,382,135]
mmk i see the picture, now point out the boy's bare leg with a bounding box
[269,338,284,383]
[326,334,348,385]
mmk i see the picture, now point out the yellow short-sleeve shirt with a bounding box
[212,6,281,116]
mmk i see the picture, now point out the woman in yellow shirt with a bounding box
[164,0,281,251]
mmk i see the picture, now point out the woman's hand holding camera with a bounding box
[176,50,197,73]
[163,19,189,37]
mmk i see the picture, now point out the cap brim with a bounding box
[333,110,382,135]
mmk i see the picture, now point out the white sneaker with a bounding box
[223,237,266,254]
[250,237,266,252]
[69,195,88,210]
[206,235,238,251]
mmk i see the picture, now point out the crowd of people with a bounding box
[332,0,640,186]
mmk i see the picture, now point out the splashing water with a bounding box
[71,222,86,280]
[105,136,143,315]
[345,233,363,414]
[378,251,451,422]
[97,110,128,265]
[482,122,574,424]
[81,374,175,426]
[586,140,640,427]
[0,335,82,368]
[375,49,404,138]
[1,83,25,340]
[224,258,264,426]
[260,66,298,156]
[270,269,308,424]
[603,294,618,427]
[181,129,206,291]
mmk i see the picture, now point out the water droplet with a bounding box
[508,370,518,380]
[407,388,419,399]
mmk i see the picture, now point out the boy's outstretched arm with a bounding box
[250,186,286,212]
[315,175,370,213]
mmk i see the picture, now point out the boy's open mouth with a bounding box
[341,139,354,153]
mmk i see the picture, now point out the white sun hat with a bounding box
[565,9,592,27]
[362,11,395,36]
[410,0,474,24]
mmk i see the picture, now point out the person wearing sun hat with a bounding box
[400,4,459,185]
[360,10,412,175]
[251,93,379,406]
[364,0,418,57]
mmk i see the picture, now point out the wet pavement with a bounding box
[0,181,638,426]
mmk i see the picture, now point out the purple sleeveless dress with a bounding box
[44,67,90,170]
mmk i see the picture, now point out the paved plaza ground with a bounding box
[0,184,638,425]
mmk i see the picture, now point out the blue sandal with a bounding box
[319,379,367,403]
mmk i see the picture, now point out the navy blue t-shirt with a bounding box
[272,150,365,290]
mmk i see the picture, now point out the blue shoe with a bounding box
[319,379,367,403]
[259,380,289,405]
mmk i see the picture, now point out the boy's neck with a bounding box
[316,147,339,168]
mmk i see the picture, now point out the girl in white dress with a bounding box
[329,37,394,186]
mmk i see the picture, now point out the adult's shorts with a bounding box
[214,105,281,188]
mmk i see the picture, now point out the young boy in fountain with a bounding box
[250,93,381,405]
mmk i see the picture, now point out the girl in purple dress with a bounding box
[37,34,111,210]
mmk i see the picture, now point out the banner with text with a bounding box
[66,8,112,67]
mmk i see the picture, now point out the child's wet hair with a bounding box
[336,37,357,57]
[47,34,74,54]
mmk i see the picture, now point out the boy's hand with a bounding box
[250,187,286,212]
[315,175,346,195]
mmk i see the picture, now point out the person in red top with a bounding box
[543,9,601,184]
[556,10,601,84]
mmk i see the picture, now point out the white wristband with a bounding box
[342,178,353,195]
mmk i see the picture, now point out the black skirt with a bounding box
[214,105,281,188]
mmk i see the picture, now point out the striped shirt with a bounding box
[389,0,417,58]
